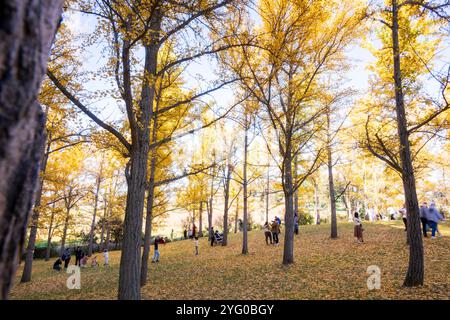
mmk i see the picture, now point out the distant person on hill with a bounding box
[263,222,272,245]
[426,202,445,239]
[399,205,407,231]
[61,248,71,269]
[420,202,429,237]
[91,256,98,267]
[353,212,364,244]
[53,258,62,271]
[271,220,280,245]
[80,254,88,268]
[194,236,199,255]
[103,249,109,266]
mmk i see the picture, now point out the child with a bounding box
[152,236,160,263]
[91,256,99,267]
[353,212,364,244]
[194,236,199,255]
[103,249,109,266]
[53,258,62,271]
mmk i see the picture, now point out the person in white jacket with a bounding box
[103,249,109,266]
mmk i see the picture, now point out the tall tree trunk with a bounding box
[314,181,320,224]
[293,155,299,218]
[118,9,161,298]
[199,201,203,237]
[105,206,111,251]
[327,110,338,239]
[222,164,232,246]
[265,161,270,223]
[391,0,423,287]
[45,202,56,261]
[88,167,102,256]
[0,0,63,299]
[242,117,249,254]
[100,198,107,251]
[140,101,158,287]
[60,206,71,256]
[21,142,50,282]
[234,197,239,233]
[282,139,295,265]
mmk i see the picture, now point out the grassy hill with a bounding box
[10,221,449,300]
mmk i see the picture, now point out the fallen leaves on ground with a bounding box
[9,222,450,300]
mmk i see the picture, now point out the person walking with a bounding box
[194,236,199,255]
[426,202,445,239]
[263,222,272,245]
[353,212,364,244]
[271,220,280,245]
[419,202,429,237]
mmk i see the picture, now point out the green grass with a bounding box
[10,221,450,300]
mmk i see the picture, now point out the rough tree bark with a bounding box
[140,101,158,287]
[327,109,338,239]
[282,138,295,265]
[222,163,232,246]
[242,115,249,254]
[59,206,71,256]
[391,0,423,287]
[0,0,63,299]
[88,165,103,256]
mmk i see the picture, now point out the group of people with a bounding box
[353,201,446,245]
[53,247,109,271]
[419,202,445,238]
[263,216,282,246]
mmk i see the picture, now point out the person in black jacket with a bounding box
[75,247,82,266]
[62,248,71,269]
[53,258,62,271]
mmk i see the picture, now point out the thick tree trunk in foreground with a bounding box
[391,0,423,287]
[0,0,63,299]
